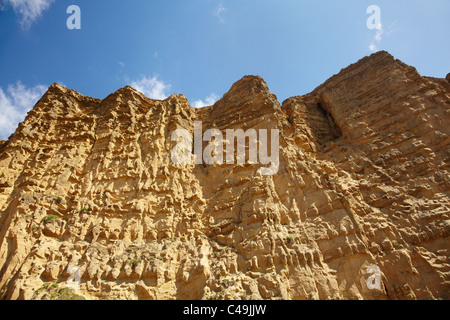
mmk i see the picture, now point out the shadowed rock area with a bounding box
[0,51,449,300]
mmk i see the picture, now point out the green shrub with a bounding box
[395,243,403,249]
[34,283,85,300]
[51,287,85,300]
[43,215,59,224]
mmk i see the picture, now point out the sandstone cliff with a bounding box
[0,51,449,300]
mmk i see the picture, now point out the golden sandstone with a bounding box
[0,51,448,300]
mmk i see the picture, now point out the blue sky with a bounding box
[0,0,449,139]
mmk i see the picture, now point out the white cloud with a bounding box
[1,0,54,29]
[130,76,171,100]
[384,21,397,37]
[192,93,219,108]
[0,81,47,139]
[369,26,384,52]
[214,2,227,23]
[118,61,125,67]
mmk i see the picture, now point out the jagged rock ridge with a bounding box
[0,51,449,300]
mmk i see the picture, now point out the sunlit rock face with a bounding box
[0,51,449,300]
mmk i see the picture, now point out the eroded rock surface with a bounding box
[0,51,449,300]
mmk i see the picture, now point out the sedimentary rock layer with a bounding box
[0,51,449,300]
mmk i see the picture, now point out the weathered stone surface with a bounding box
[0,51,449,300]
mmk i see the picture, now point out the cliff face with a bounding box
[0,51,449,300]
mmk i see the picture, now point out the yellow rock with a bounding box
[0,51,449,300]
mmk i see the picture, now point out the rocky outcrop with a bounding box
[0,51,449,300]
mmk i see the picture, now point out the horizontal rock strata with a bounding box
[0,51,449,300]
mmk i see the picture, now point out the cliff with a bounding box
[0,51,449,300]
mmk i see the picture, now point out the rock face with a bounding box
[0,51,449,300]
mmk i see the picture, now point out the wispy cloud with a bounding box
[192,93,219,108]
[1,0,54,29]
[214,2,227,23]
[130,76,171,100]
[368,20,397,52]
[118,61,125,67]
[0,81,47,139]
[384,21,397,37]
[369,25,384,52]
